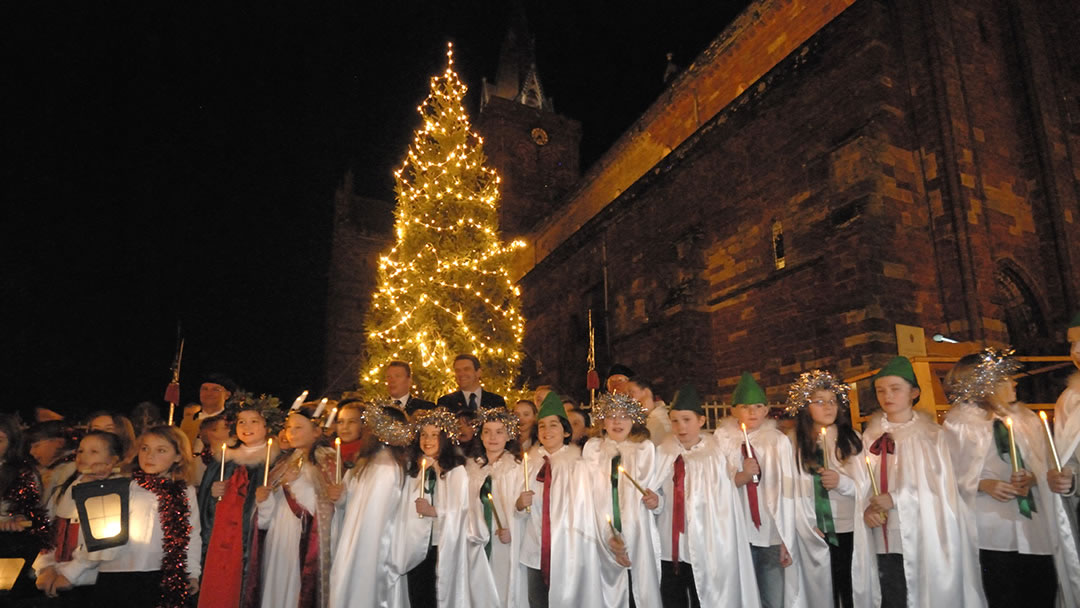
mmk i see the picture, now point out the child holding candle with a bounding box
[395,407,473,608]
[785,370,875,608]
[328,402,414,607]
[942,348,1080,606]
[464,407,525,607]
[652,385,760,607]
[1053,314,1080,536]
[333,400,369,471]
[715,372,803,608]
[254,402,342,608]
[582,391,662,607]
[199,400,284,607]
[194,411,237,567]
[516,391,606,607]
[32,430,124,602]
[860,355,982,608]
[85,426,202,608]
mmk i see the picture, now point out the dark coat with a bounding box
[435,389,506,413]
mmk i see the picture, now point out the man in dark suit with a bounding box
[436,354,507,413]
[386,360,435,415]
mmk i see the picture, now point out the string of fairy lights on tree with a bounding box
[360,42,526,399]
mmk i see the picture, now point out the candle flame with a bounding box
[865,455,871,464]
[820,427,827,436]
[268,438,273,447]
[1040,411,1048,421]
[335,437,341,446]
[740,422,747,431]
[1006,417,1013,428]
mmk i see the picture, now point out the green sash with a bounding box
[812,447,839,547]
[610,453,622,533]
[992,419,1036,519]
[480,475,493,559]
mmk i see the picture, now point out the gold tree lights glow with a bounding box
[361,43,525,399]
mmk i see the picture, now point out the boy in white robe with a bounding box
[715,372,805,608]
[1053,313,1080,543]
[860,355,983,608]
[652,384,760,607]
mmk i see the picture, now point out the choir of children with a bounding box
[6,331,1080,607]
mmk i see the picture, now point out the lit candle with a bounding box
[335,437,342,483]
[486,492,503,529]
[1039,411,1062,472]
[820,427,831,470]
[1006,417,1019,473]
[418,458,427,519]
[290,390,309,411]
[324,407,339,429]
[522,452,530,513]
[313,398,328,419]
[618,465,647,495]
[220,443,227,482]
[741,422,760,483]
[263,438,273,487]
[606,514,621,540]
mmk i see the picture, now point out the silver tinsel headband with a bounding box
[474,407,520,440]
[361,401,416,447]
[591,392,647,426]
[410,407,460,444]
[945,347,1022,404]
[784,370,850,417]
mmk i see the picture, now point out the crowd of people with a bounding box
[1,315,1079,608]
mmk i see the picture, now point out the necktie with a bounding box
[812,448,839,546]
[992,419,1036,518]
[394,399,402,408]
[672,455,686,571]
[742,442,762,528]
[610,453,622,533]
[869,433,895,551]
[481,475,494,559]
[468,392,478,411]
[538,455,552,586]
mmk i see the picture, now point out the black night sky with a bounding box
[11,1,751,420]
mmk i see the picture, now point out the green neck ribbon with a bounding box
[480,475,493,559]
[812,447,839,547]
[610,453,622,533]
[992,419,1036,519]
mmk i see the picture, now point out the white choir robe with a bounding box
[1055,371,1080,561]
[395,464,476,608]
[652,433,761,607]
[581,436,663,607]
[858,411,984,608]
[257,455,328,608]
[517,443,607,607]
[715,417,807,607]
[61,480,202,584]
[790,427,877,608]
[34,474,100,586]
[944,402,1080,606]
[465,453,527,608]
[328,448,409,608]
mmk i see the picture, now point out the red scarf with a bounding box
[672,455,686,571]
[283,484,321,608]
[53,517,80,562]
[199,466,249,608]
[741,443,762,528]
[133,470,192,608]
[538,455,552,586]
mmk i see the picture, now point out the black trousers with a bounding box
[407,544,437,608]
[829,532,854,608]
[660,560,700,608]
[877,554,906,608]
[527,567,548,608]
[980,549,1057,608]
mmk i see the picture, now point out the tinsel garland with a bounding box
[784,369,851,417]
[945,347,1022,404]
[474,406,520,439]
[590,392,647,426]
[410,407,460,444]
[6,464,51,547]
[362,401,416,447]
[133,470,191,608]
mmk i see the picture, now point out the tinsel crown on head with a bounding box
[785,370,851,417]
[410,407,460,444]
[945,347,1022,404]
[230,391,287,434]
[361,401,416,447]
[591,392,647,426]
[474,406,520,439]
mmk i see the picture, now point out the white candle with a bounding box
[313,398,328,418]
[335,437,342,483]
[324,407,339,429]
[263,438,273,487]
[1006,417,1019,473]
[741,422,759,483]
[418,458,427,518]
[290,390,309,411]
[820,427,831,470]
[865,455,879,495]
[487,492,503,529]
[618,465,646,495]
[1039,411,1062,472]
[220,443,227,482]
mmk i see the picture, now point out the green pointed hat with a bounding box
[670,384,703,415]
[872,356,918,388]
[732,372,767,405]
[536,391,568,421]
[1069,312,1080,342]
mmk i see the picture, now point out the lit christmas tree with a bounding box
[360,43,526,399]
